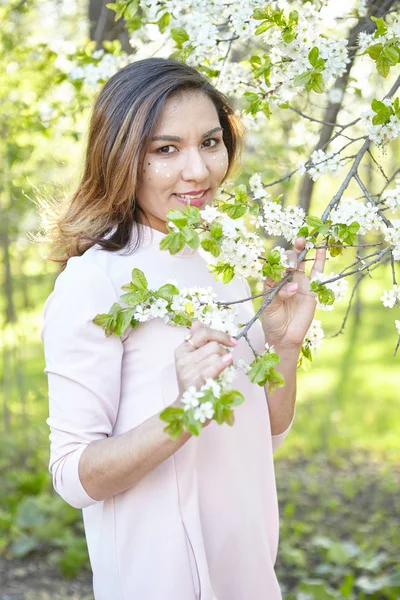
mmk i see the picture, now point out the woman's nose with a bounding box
[181,149,208,181]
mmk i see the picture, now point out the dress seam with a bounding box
[112,496,125,600]
[171,452,201,599]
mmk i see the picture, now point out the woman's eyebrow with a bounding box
[150,126,223,142]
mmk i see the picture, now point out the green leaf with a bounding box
[365,43,383,60]
[131,268,148,290]
[255,22,272,36]
[219,390,244,408]
[311,72,324,94]
[164,420,184,440]
[252,7,269,19]
[181,226,200,248]
[156,284,180,301]
[371,16,388,38]
[170,27,189,46]
[381,45,399,65]
[371,98,388,113]
[201,237,221,257]
[282,27,296,44]
[93,312,116,337]
[308,46,320,67]
[115,309,133,336]
[306,215,324,229]
[293,71,312,88]
[160,231,185,254]
[221,202,247,219]
[376,56,391,78]
[263,263,285,281]
[183,410,202,436]
[222,265,235,283]
[210,222,223,239]
[268,249,282,265]
[297,226,309,238]
[160,406,184,423]
[157,11,170,34]
[120,288,149,306]
[319,287,335,305]
[171,312,192,326]
[166,208,188,228]
[268,368,285,392]
[235,184,248,203]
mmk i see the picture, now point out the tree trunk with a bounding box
[298,0,399,214]
[89,0,133,53]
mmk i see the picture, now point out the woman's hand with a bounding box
[174,320,238,396]
[261,238,326,349]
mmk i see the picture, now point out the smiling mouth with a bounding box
[174,190,209,207]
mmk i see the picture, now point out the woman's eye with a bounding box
[157,145,176,154]
[202,138,219,148]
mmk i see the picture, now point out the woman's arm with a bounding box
[264,344,300,435]
[78,398,191,501]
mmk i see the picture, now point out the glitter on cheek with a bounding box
[166,174,171,178]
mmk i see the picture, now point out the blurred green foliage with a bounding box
[0,0,399,598]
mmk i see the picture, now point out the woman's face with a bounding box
[136,90,229,233]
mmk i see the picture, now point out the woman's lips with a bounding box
[174,190,209,208]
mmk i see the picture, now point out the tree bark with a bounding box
[89,0,133,53]
[298,0,399,214]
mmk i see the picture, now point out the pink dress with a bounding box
[42,224,292,600]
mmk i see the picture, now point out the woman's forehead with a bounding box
[153,91,220,136]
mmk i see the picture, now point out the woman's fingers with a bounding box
[186,322,237,352]
[310,247,326,279]
[185,352,233,389]
[190,340,231,363]
[286,237,307,273]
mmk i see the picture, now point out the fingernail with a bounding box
[222,353,233,364]
[230,337,239,345]
[289,260,296,268]
[287,283,298,292]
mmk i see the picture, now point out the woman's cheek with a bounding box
[144,156,176,182]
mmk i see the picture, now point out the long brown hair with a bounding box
[38,57,244,269]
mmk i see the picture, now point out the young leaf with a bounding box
[210,222,223,239]
[156,284,180,301]
[170,27,189,46]
[201,238,221,257]
[131,268,148,290]
[114,309,134,336]
[308,46,319,67]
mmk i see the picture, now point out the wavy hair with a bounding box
[38,57,245,269]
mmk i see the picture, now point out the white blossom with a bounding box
[307,149,344,181]
[380,285,400,308]
[362,99,400,146]
[181,386,204,411]
[382,179,400,213]
[328,87,344,104]
[384,220,400,260]
[303,320,324,352]
[200,205,221,223]
[194,401,215,423]
[330,197,382,235]
[395,320,400,335]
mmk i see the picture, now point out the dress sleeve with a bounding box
[41,256,124,509]
[271,413,294,453]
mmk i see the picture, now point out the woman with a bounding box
[41,57,325,599]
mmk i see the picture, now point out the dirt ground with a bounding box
[0,556,93,600]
